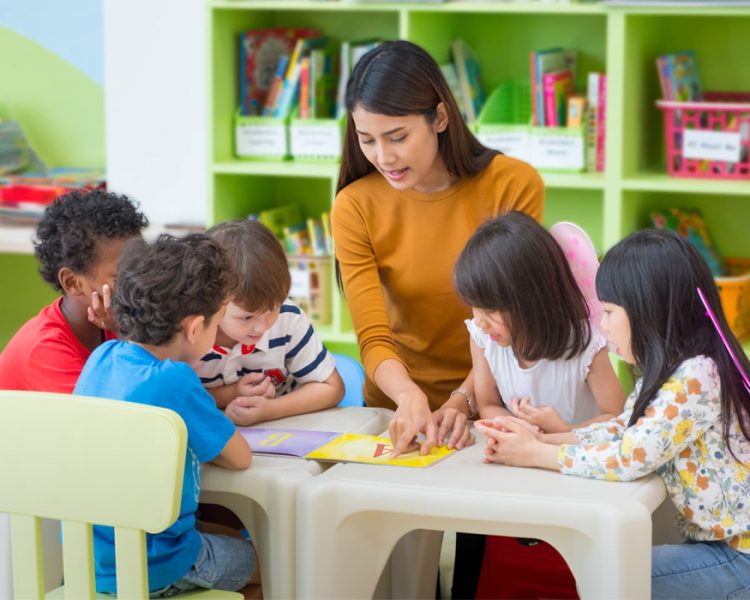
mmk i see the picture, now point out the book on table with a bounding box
[239,427,455,467]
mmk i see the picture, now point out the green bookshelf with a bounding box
[207,1,750,356]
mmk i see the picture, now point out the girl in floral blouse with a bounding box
[476,229,750,599]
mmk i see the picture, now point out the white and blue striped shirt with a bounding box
[196,300,335,396]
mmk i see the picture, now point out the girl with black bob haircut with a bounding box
[454,211,625,435]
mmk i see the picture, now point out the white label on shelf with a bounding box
[683,129,741,163]
[529,133,584,170]
[236,124,286,157]
[291,124,342,158]
[290,269,311,298]
[477,132,531,162]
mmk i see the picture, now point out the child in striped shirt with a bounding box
[194,219,344,426]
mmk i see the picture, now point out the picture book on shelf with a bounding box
[273,36,328,119]
[656,50,702,102]
[440,63,469,122]
[650,208,726,276]
[451,39,486,123]
[530,48,577,127]
[239,28,319,116]
[239,428,455,467]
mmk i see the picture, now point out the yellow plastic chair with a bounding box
[0,391,240,599]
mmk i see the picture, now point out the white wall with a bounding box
[104,0,207,226]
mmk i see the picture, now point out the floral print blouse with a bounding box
[558,355,750,552]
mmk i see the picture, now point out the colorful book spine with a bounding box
[283,224,312,255]
[543,73,560,127]
[530,52,538,126]
[656,56,674,101]
[335,41,351,119]
[595,74,607,172]
[567,95,587,128]
[586,72,600,172]
[299,57,311,119]
[263,55,290,117]
[321,211,333,254]
[240,32,249,115]
[306,217,327,256]
[542,70,573,127]
[534,48,572,127]
[309,48,327,118]
[274,61,302,118]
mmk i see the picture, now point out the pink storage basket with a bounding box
[656,92,750,179]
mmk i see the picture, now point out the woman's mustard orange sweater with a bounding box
[332,154,545,410]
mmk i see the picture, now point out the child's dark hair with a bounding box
[337,40,497,194]
[34,189,149,291]
[596,229,750,447]
[113,234,235,345]
[206,219,290,313]
[454,211,591,362]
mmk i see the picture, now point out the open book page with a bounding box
[238,428,339,457]
[305,434,455,467]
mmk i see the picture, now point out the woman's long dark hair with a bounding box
[596,229,750,450]
[454,212,591,362]
[336,40,498,194]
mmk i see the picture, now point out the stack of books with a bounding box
[0,168,105,224]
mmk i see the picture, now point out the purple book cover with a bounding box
[238,428,339,457]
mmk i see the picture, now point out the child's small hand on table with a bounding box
[226,394,274,426]
[509,398,570,433]
[475,416,543,466]
[237,373,276,399]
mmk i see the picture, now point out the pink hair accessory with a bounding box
[696,287,750,395]
[550,222,603,331]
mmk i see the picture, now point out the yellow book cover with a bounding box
[305,434,454,468]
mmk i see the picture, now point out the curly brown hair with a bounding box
[34,190,148,292]
[113,234,235,345]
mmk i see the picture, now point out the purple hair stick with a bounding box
[697,287,750,396]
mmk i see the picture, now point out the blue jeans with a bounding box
[652,542,750,599]
[150,532,256,597]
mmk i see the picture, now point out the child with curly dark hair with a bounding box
[74,234,259,597]
[0,189,148,393]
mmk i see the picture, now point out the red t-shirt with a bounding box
[0,298,115,393]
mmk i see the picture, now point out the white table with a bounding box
[296,430,668,600]
[200,406,394,600]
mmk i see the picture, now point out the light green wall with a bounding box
[0,27,104,349]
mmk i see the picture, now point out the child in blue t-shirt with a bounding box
[75,234,258,597]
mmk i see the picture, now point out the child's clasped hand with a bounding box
[475,416,543,467]
[509,397,571,433]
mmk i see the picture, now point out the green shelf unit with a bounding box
[207,1,750,355]
[620,11,750,180]
[621,191,750,259]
